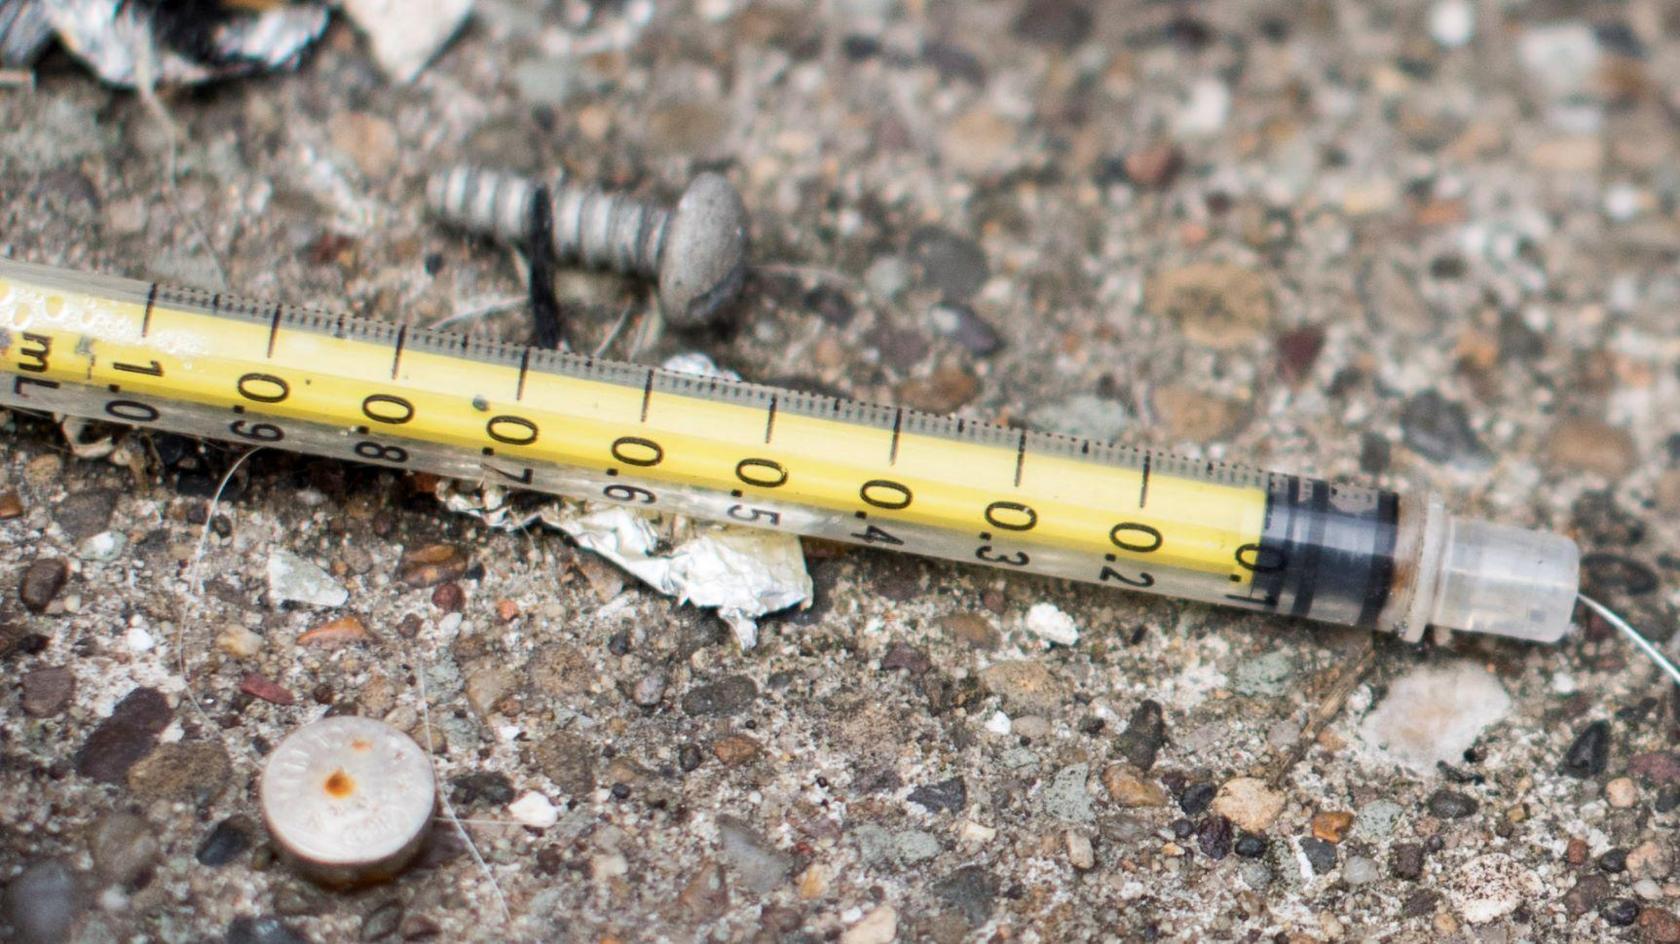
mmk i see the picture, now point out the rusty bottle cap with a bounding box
[260,716,435,884]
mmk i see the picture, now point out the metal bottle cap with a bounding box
[260,716,435,885]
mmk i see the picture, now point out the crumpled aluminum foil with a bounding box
[442,483,812,650]
[24,0,328,86]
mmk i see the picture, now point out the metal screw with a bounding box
[426,166,749,328]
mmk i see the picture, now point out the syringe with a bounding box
[0,255,1580,644]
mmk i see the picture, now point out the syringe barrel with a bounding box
[0,255,1583,645]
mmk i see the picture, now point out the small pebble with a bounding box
[1300,837,1337,874]
[1426,788,1479,819]
[1114,700,1167,771]
[1606,776,1637,808]
[1065,831,1095,870]
[1626,840,1669,879]
[2,859,82,944]
[1234,833,1267,858]
[1344,855,1381,885]
[1391,842,1427,880]
[1101,765,1168,808]
[1122,143,1184,188]
[631,670,667,707]
[431,582,465,612]
[217,625,265,659]
[1179,782,1215,816]
[681,675,759,717]
[241,672,296,706]
[1023,602,1079,646]
[1196,816,1234,860]
[225,915,310,944]
[397,543,470,587]
[74,687,171,783]
[1212,777,1285,832]
[0,489,23,519]
[19,558,69,613]
[20,665,74,717]
[927,302,1004,357]
[1603,898,1641,927]
[1043,764,1095,823]
[360,900,404,942]
[1563,720,1612,778]
[1400,391,1487,466]
[89,811,159,888]
[1310,810,1355,843]
[297,615,372,648]
[197,817,254,867]
[712,734,761,766]
[908,776,968,814]
[1545,419,1637,480]
[510,789,557,826]
[1599,848,1628,873]
[841,904,898,944]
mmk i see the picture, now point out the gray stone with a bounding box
[907,776,967,814]
[1239,861,1273,889]
[20,666,74,718]
[531,730,596,797]
[226,915,311,944]
[89,812,159,888]
[197,816,255,867]
[1232,650,1295,697]
[908,226,989,301]
[854,824,941,867]
[55,488,118,541]
[715,815,792,893]
[1043,763,1094,823]
[1353,799,1404,841]
[18,558,69,613]
[2,859,82,944]
[932,865,995,926]
[1400,391,1489,467]
[630,670,667,708]
[682,675,759,716]
[927,303,1003,356]
[74,687,171,783]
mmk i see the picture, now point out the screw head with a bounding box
[658,173,748,327]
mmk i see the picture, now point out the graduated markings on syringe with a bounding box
[0,255,1582,643]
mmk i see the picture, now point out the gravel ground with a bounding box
[6,0,1680,941]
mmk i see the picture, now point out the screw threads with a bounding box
[427,166,667,278]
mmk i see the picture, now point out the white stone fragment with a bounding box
[985,711,1012,735]
[1358,661,1510,773]
[509,791,559,829]
[1176,78,1231,136]
[124,625,154,652]
[1024,602,1080,646]
[266,550,349,608]
[77,530,126,562]
[1518,23,1600,99]
[1428,0,1475,48]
